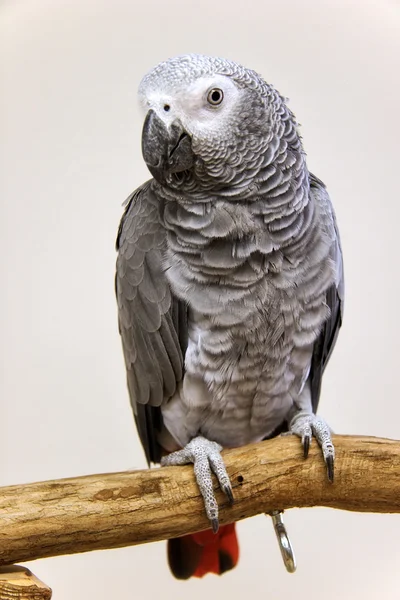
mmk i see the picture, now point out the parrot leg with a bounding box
[160,435,234,533]
[288,410,335,482]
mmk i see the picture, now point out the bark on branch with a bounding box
[0,435,399,566]
[0,567,52,600]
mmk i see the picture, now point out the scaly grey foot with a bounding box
[289,410,335,482]
[160,435,234,533]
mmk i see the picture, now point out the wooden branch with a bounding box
[0,435,399,567]
[0,567,52,599]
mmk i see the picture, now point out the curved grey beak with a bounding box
[141,109,194,180]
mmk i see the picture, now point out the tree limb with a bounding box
[0,435,399,566]
[0,567,52,600]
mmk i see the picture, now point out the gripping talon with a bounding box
[224,485,234,504]
[160,436,233,530]
[289,410,335,482]
[326,455,334,482]
[303,435,310,459]
[211,518,219,534]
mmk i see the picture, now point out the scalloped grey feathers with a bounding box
[116,182,187,462]
[115,55,344,464]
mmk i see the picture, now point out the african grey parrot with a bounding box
[115,54,344,578]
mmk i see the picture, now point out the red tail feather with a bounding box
[167,524,239,579]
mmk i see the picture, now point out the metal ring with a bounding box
[268,511,297,573]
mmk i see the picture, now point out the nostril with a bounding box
[163,104,170,112]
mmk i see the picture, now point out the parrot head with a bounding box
[138,54,293,192]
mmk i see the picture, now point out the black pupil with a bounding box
[211,90,221,103]
[164,104,170,112]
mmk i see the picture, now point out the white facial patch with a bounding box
[139,74,242,137]
[176,75,239,118]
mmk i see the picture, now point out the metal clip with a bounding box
[267,510,297,573]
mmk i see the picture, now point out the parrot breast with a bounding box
[158,182,334,449]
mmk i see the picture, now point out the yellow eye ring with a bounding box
[207,88,224,106]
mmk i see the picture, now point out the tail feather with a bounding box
[167,524,239,579]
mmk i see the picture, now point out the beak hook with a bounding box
[267,510,297,573]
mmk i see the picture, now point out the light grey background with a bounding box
[1,1,400,598]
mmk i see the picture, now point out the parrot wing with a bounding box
[115,181,188,464]
[308,173,344,412]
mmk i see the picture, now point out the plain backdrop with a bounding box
[1,0,400,598]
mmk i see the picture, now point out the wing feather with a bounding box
[115,181,187,463]
[308,173,344,412]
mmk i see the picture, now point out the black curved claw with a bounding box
[326,455,334,483]
[211,518,219,534]
[303,435,310,459]
[224,485,234,505]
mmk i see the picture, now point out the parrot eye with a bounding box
[207,88,224,106]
